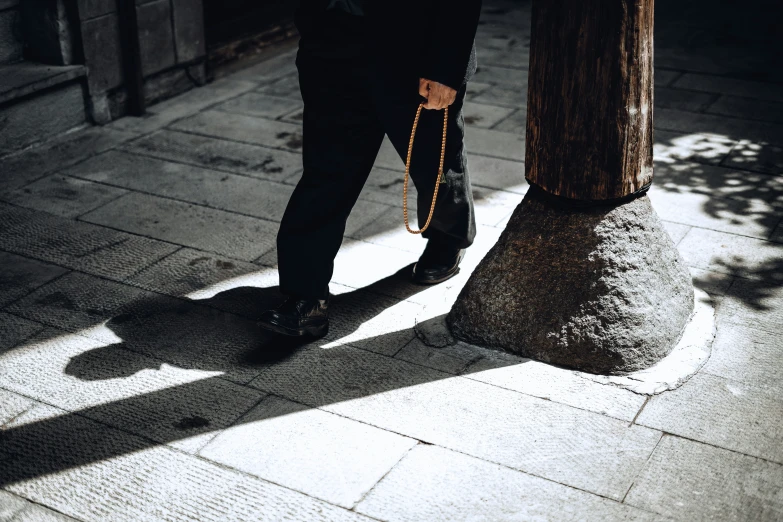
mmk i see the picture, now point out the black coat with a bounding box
[294,0,483,90]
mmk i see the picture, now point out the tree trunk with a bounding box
[447,0,694,375]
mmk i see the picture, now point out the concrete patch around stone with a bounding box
[580,288,716,395]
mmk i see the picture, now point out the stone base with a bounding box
[447,190,695,375]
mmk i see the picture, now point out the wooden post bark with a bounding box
[447,0,694,375]
[526,0,654,201]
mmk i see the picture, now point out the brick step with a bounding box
[0,61,88,155]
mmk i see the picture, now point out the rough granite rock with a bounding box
[447,191,694,375]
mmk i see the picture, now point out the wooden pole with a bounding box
[525,0,654,201]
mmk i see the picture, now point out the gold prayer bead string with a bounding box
[403,103,448,234]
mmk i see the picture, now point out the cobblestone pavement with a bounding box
[1,1,782,520]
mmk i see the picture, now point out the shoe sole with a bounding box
[258,319,329,338]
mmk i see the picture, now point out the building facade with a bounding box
[0,0,295,155]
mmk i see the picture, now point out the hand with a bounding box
[419,78,457,110]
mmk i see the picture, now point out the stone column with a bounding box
[447,0,694,374]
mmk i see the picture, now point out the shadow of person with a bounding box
[65,263,426,382]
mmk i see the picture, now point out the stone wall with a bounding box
[0,0,23,64]
[77,0,206,123]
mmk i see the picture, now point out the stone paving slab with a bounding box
[462,354,647,422]
[466,126,526,161]
[463,101,515,129]
[322,287,422,357]
[648,185,781,239]
[249,345,663,499]
[0,251,69,308]
[0,388,36,428]
[0,127,136,193]
[654,161,783,209]
[393,338,481,375]
[0,313,46,353]
[702,322,783,396]
[0,203,178,281]
[492,108,526,134]
[256,74,302,102]
[9,503,81,522]
[0,396,372,522]
[673,73,783,104]
[0,490,30,521]
[689,267,735,296]
[637,371,783,463]
[708,96,783,124]
[473,64,528,87]
[654,87,717,113]
[126,247,263,298]
[356,444,666,522]
[0,326,266,454]
[108,78,258,136]
[654,69,682,87]
[5,271,271,385]
[226,48,298,85]
[123,129,303,183]
[80,192,278,262]
[625,435,783,521]
[200,394,417,508]
[656,107,783,145]
[465,155,526,193]
[470,84,527,109]
[723,139,783,175]
[2,174,128,219]
[662,221,691,245]
[213,92,302,120]
[171,110,304,153]
[65,150,307,223]
[677,227,783,280]
[654,130,736,165]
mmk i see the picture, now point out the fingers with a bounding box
[424,88,445,110]
[418,78,430,99]
[419,79,457,110]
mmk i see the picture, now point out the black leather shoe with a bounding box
[411,241,465,285]
[258,297,329,338]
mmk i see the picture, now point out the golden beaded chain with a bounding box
[403,103,448,234]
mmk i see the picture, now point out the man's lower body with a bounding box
[259,10,476,337]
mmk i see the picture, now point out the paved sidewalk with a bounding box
[1,1,782,520]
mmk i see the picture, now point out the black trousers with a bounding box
[277,10,476,299]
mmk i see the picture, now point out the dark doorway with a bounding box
[204,0,297,70]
